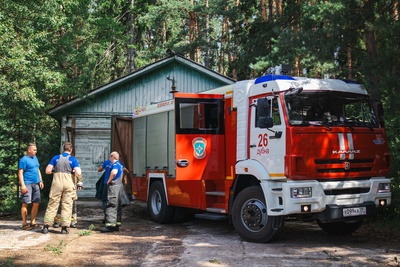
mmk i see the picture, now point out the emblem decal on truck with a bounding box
[373,135,385,145]
[192,137,207,159]
[344,162,351,170]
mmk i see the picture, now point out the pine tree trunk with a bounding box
[189,0,196,61]
[204,0,210,68]
[128,0,135,73]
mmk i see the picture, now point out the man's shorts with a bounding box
[22,183,41,204]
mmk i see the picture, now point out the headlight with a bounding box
[291,187,312,198]
[377,183,390,193]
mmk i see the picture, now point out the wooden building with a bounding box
[47,54,235,197]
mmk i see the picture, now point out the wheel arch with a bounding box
[228,174,260,218]
[229,159,285,218]
[147,172,168,205]
[229,159,272,217]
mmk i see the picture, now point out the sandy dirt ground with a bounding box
[1,199,399,267]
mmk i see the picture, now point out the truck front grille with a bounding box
[314,158,373,174]
[324,187,370,195]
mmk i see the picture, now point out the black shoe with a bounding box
[115,225,120,232]
[100,226,117,233]
[70,222,77,228]
[41,225,49,234]
[61,226,69,234]
[53,222,60,228]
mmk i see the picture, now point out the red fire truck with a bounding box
[130,74,391,243]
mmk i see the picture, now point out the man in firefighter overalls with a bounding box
[100,151,124,233]
[53,174,83,228]
[41,142,82,234]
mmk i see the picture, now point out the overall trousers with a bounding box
[43,155,76,227]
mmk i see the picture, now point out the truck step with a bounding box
[205,191,225,196]
[206,207,226,213]
[195,212,228,221]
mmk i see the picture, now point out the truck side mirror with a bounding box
[257,98,270,117]
[258,117,274,128]
[256,98,274,128]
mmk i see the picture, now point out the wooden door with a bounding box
[111,116,133,195]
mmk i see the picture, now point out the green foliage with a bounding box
[0,1,61,212]
[78,224,95,236]
[0,0,399,222]
[44,240,66,255]
[208,258,222,264]
[4,258,14,267]
[0,185,20,213]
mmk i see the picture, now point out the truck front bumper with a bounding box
[261,178,391,217]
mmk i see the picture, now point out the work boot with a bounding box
[53,222,60,228]
[70,222,77,228]
[100,226,117,233]
[41,224,49,234]
[61,226,69,234]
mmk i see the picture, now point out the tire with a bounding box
[232,186,284,243]
[172,207,187,223]
[317,219,363,235]
[147,181,174,224]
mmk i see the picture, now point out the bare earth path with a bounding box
[1,199,399,266]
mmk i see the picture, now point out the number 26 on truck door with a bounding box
[258,133,268,147]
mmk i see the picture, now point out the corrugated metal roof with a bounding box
[48,54,235,121]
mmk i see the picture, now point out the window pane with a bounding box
[176,98,224,134]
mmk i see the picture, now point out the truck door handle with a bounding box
[177,159,189,167]
[250,144,256,148]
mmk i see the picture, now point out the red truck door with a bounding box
[172,93,225,209]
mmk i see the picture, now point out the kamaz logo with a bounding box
[333,133,360,160]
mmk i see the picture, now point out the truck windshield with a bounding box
[284,91,379,127]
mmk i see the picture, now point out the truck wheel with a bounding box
[172,207,187,223]
[232,186,284,243]
[147,181,174,224]
[317,219,363,235]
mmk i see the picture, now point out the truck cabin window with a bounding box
[284,92,378,127]
[176,98,224,134]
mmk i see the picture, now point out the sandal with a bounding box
[30,223,41,229]
[22,224,31,230]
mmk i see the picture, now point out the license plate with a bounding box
[343,207,367,217]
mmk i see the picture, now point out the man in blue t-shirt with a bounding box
[101,151,124,233]
[18,143,44,230]
[41,142,82,234]
[97,159,113,221]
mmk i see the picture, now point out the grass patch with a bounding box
[4,258,14,267]
[78,224,95,236]
[44,240,66,255]
[208,258,222,264]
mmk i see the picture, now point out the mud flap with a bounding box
[272,215,285,230]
